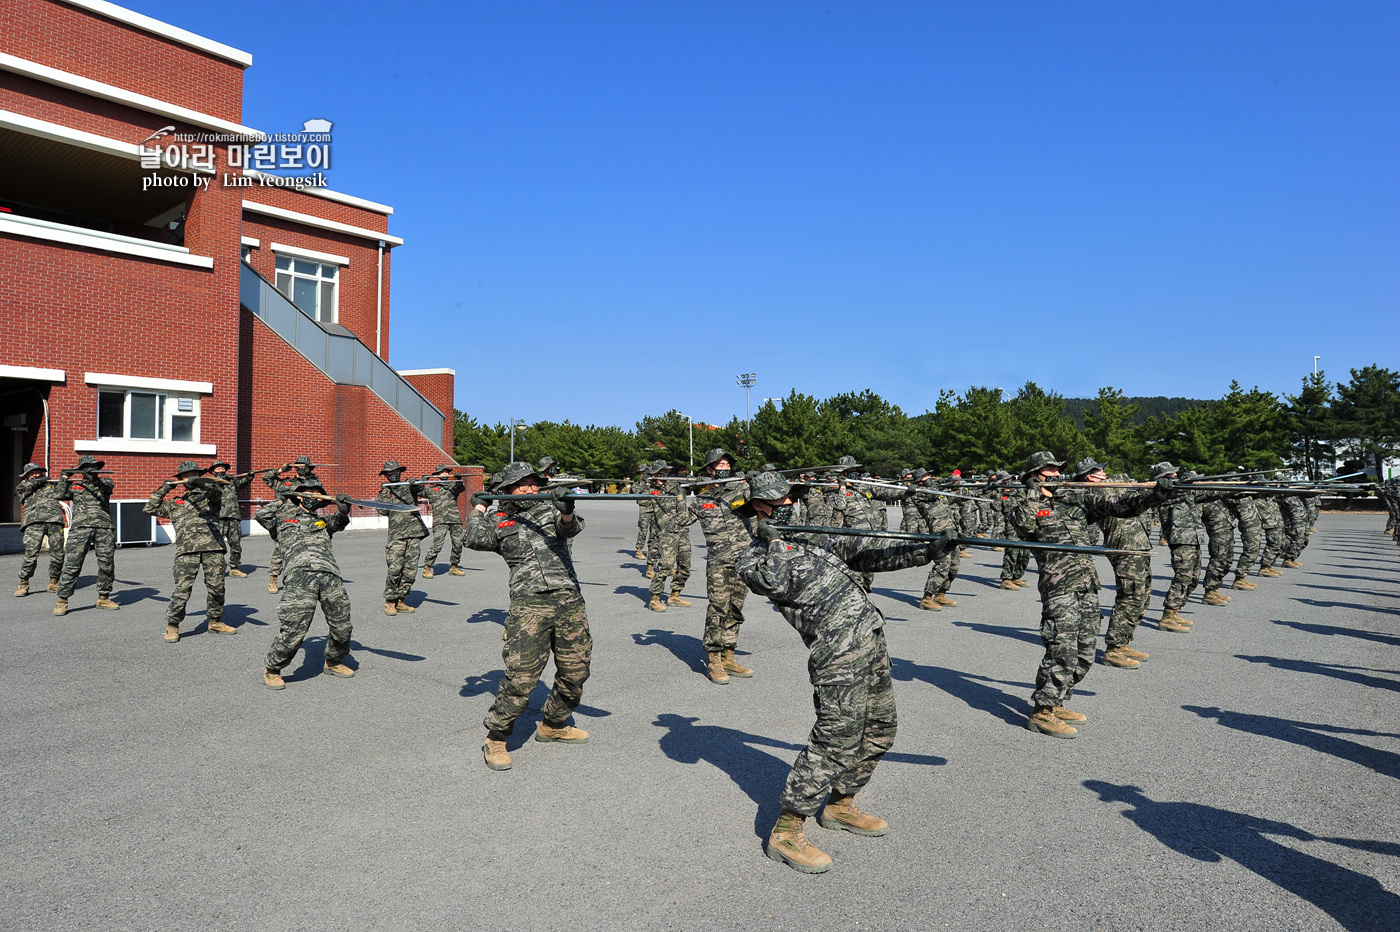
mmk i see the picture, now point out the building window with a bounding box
[96,389,199,442]
[275,256,338,322]
[241,244,253,261]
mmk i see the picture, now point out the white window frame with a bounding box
[274,254,340,323]
[77,373,215,455]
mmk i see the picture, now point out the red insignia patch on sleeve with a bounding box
[497,520,515,529]
[1037,509,1051,517]
[701,503,716,509]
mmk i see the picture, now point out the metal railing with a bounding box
[239,261,445,445]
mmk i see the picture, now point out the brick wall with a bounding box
[400,371,455,453]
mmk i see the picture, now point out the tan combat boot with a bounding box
[47,579,59,592]
[990,546,1004,552]
[707,652,731,685]
[1026,706,1077,738]
[722,650,753,678]
[644,564,655,579]
[634,549,645,560]
[267,574,279,593]
[448,565,466,576]
[164,625,180,643]
[1101,646,1141,669]
[422,565,435,579]
[819,794,888,836]
[1282,559,1302,568]
[395,600,415,613]
[1014,579,1031,588]
[1202,589,1230,606]
[535,723,589,743]
[1053,706,1087,723]
[766,812,833,873]
[1119,644,1150,661]
[483,737,511,771]
[648,595,667,612]
[384,601,398,616]
[14,581,29,597]
[324,661,354,678]
[95,595,119,610]
[208,620,237,635]
[934,593,957,607]
[668,590,691,607]
[263,669,285,690]
[53,598,68,616]
[1231,577,1256,590]
[1259,566,1283,577]
[1159,612,1191,633]
[999,580,1020,590]
[918,595,942,611]
[228,568,248,578]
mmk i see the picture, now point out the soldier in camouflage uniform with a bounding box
[998,476,1034,589]
[1256,493,1287,577]
[144,461,233,642]
[634,463,656,561]
[684,449,756,684]
[422,463,467,577]
[1225,492,1262,590]
[255,480,356,689]
[377,460,427,615]
[736,470,954,873]
[1278,492,1311,568]
[646,462,693,611]
[1155,462,1224,632]
[467,462,592,771]
[1199,495,1236,606]
[208,459,252,577]
[14,463,65,597]
[1093,466,1156,669]
[1008,452,1170,738]
[262,456,318,592]
[907,471,962,611]
[54,455,119,614]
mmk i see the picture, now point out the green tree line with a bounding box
[454,365,1400,481]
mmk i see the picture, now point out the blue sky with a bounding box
[137,0,1398,427]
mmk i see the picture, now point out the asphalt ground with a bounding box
[1,507,1396,932]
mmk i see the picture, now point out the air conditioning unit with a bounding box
[109,500,156,546]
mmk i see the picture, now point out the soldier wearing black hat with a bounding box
[144,462,233,641]
[208,459,252,577]
[376,460,427,615]
[54,455,119,615]
[422,463,467,578]
[14,463,65,598]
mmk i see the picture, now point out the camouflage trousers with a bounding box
[1281,510,1310,561]
[1031,587,1100,708]
[383,538,422,601]
[269,540,284,578]
[220,518,242,568]
[922,546,961,598]
[1001,540,1031,581]
[959,502,979,535]
[1233,514,1262,578]
[1162,544,1201,612]
[19,522,65,583]
[636,508,654,553]
[702,560,747,653]
[168,551,226,626]
[781,628,896,817]
[649,529,692,598]
[265,570,352,671]
[57,525,115,599]
[1104,553,1152,649]
[424,521,465,567]
[484,589,592,737]
[1259,516,1286,569]
[1203,528,1235,591]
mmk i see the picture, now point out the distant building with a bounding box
[1,0,475,546]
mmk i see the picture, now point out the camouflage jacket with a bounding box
[378,481,428,540]
[423,479,465,526]
[217,474,252,520]
[1225,495,1259,527]
[686,479,754,562]
[649,479,692,535]
[466,500,584,597]
[913,489,958,534]
[144,483,226,554]
[254,502,349,576]
[1009,485,1163,593]
[1160,488,1223,546]
[58,473,114,529]
[735,533,940,685]
[17,476,64,526]
[800,486,843,528]
[1097,498,1153,552]
[1201,499,1234,539]
[841,485,889,531]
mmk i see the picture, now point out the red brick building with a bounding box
[0,0,475,545]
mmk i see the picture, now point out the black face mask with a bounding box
[713,469,732,479]
[769,503,794,525]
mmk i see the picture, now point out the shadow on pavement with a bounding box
[615,584,655,606]
[223,603,267,627]
[1083,780,1400,931]
[466,607,507,627]
[890,657,1028,726]
[1236,655,1400,692]
[873,586,922,608]
[1293,597,1400,618]
[1271,620,1400,647]
[653,713,945,838]
[951,620,1042,647]
[284,636,327,682]
[350,639,426,662]
[114,586,164,606]
[633,628,703,672]
[459,673,610,749]
[1184,705,1400,781]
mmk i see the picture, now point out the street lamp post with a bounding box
[508,419,525,462]
[1314,355,1320,375]
[680,413,694,469]
[737,373,757,426]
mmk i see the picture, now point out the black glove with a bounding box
[550,485,575,514]
[757,519,782,545]
[930,529,957,548]
[1156,476,1175,493]
[470,491,491,509]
